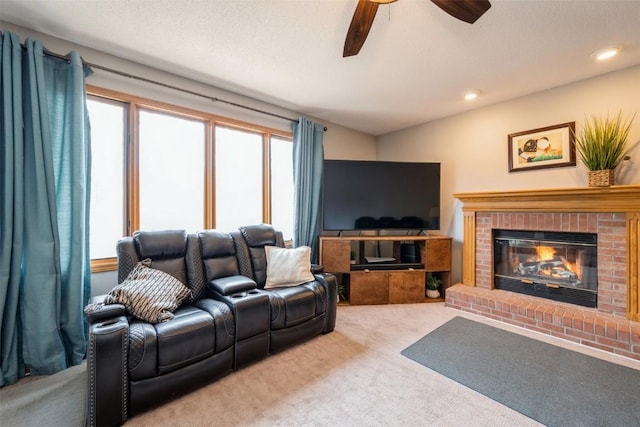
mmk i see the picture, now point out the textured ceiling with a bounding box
[2,0,639,135]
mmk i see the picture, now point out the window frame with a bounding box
[87,85,293,272]
[87,94,128,272]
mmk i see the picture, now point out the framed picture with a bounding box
[508,122,576,172]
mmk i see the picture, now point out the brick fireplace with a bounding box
[449,186,640,360]
[493,228,599,308]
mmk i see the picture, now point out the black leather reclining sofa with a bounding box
[85,224,337,426]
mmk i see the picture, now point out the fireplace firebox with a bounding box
[493,229,597,308]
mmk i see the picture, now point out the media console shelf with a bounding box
[319,235,452,305]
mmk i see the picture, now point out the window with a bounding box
[87,97,126,267]
[138,110,206,231]
[86,87,294,271]
[270,136,294,241]
[214,127,263,231]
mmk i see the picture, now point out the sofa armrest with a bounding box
[85,294,126,323]
[314,273,338,333]
[310,264,324,274]
[208,275,257,296]
[87,315,129,427]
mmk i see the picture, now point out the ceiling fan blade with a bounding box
[343,0,379,57]
[430,0,491,24]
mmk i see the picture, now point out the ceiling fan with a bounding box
[343,0,491,57]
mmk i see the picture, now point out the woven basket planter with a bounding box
[588,169,615,187]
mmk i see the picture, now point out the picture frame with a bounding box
[508,122,576,172]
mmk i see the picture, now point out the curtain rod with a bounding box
[33,45,328,131]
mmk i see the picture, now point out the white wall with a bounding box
[376,65,640,283]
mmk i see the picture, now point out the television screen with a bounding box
[322,160,440,231]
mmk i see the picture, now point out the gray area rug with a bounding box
[401,317,640,427]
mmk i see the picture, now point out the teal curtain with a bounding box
[0,32,92,386]
[291,117,324,263]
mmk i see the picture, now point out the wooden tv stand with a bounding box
[319,235,452,305]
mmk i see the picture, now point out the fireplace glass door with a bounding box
[494,230,597,307]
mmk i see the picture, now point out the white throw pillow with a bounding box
[264,245,315,289]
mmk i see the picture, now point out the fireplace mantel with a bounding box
[454,185,640,212]
[454,185,640,321]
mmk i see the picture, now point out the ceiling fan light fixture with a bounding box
[594,46,621,61]
[369,0,398,3]
[464,90,481,101]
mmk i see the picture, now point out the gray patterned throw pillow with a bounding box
[105,259,192,323]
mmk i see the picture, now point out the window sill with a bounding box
[91,258,117,273]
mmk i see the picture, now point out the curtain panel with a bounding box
[291,117,324,263]
[0,31,92,386]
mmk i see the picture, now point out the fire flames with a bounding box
[536,245,556,261]
[535,245,582,279]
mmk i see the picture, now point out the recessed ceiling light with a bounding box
[464,90,480,101]
[594,46,621,61]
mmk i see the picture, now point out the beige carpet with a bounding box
[3,303,639,426]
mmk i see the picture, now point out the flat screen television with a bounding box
[322,160,440,231]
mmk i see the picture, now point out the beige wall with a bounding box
[376,66,640,282]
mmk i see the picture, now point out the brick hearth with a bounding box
[452,186,640,360]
